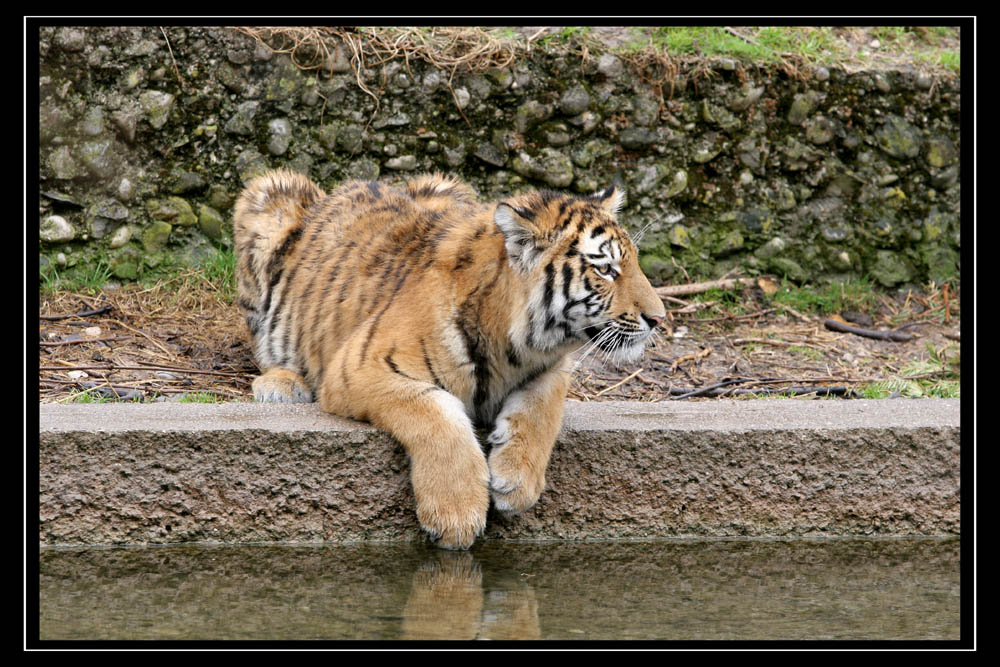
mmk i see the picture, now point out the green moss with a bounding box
[141,221,172,254]
[109,244,141,280]
[198,204,226,240]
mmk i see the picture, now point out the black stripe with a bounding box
[512,205,535,222]
[358,263,412,364]
[455,314,490,423]
[542,261,556,313]
[561,262,573,304]
[590,225,606,239]
[320,240,356,312]
[453,249,474,271]
[506,344,521,368]
[385,348,418,381]
[420,338,445,389]
[266,224,304,278]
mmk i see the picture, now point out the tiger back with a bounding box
[233,169,665,549]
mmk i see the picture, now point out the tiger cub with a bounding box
[233,169,665,549]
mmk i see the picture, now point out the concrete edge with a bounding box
[38,399,961,545]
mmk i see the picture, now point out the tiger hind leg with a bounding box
[252,367,314,403]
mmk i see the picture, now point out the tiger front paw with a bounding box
[488,441,545,516]
[412,455,490,550]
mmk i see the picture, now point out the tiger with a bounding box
[232,169,666,550]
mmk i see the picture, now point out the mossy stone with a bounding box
[667,224,691,248]
[234,148,269,184]
[875,115,921,160]
[141,220,172,253]
[663,170,688,198]
[714,230,744,257]
[768,256,808,282]
[869,250,916,287]
[138,90,175,130]
[225,101,260,136]
[109,244,141,279]
[787,91,820,125]
[638,252,675,284]
[198,204,225,240]
[924,135,957,168]
[920,245,959,284]
[619,126,657,150]
[559,85,591,116]
[148,197,196,226]
[208,185,235,211]
[514,100,552,133]
[40,215,75,243]
[511,149,574,188]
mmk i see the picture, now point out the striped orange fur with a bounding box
[233,169,665,548]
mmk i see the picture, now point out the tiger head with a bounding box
[495,186,666,365]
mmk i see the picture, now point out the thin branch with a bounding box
[823,318,915,342]
[39,306,112,321]
[160,27,185,90]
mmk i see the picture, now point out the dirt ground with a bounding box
[38,277,960,404]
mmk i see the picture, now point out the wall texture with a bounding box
[39,400,961,545]
[37,26,961,287]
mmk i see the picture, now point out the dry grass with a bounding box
[234,27,524,125]
[37,279,960,404]
[39,283,254,403]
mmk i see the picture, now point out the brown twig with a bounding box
[39,335,119,347]
[591,368,644,398]
[160,27,185,90]
[656,276,762,298]
[38,364,251,379]
[39,306,112,321]
[729,337,829,353]
[694,308,776,324]
[943,283,951,325]
[823,318,914,342]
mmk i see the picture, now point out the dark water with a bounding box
[38,538,960,641]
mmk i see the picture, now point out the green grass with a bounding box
[684,278,882,322]
[40,258,113,295]
[539,26,593,45]
[858,341,961,398]
[65,388,145,403]
[569,25,960,74]
[66,389,228,404]
[197,246,237,303]
[175,392,226,403]
[772,277,880,317]
[41,245,237,304]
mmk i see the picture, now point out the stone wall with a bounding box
[37,26,961,287]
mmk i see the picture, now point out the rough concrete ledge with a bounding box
[38,399,961,546]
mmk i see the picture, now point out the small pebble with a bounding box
[83,326,102,337]
[67,371,89,379]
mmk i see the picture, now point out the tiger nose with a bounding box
[642,313,664,329]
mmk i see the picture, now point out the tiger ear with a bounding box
[495,203,545,272]
[594,185,626,215]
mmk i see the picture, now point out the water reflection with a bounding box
[38,538,960,641]
[400,551,540,640]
